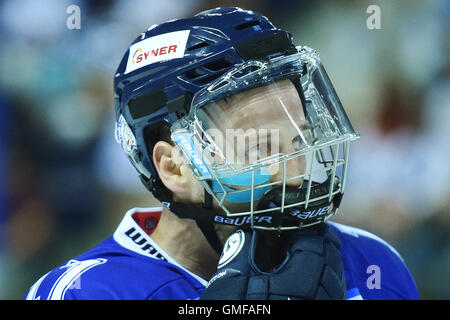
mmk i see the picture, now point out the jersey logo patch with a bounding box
[218,230,245,269]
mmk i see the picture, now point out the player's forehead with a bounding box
[210,79,306,130]
[222,79,297,103]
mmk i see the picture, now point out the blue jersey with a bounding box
[25,207,418,300]
[327,221,418,300]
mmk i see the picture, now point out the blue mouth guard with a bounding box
[211,167,271,203]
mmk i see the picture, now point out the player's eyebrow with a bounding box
[299,122,311,131]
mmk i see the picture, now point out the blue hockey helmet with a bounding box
[114,7,359,235]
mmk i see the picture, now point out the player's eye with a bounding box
[292,135,309,150]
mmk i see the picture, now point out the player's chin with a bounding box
[270,177,305,190]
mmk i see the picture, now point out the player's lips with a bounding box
[224,184,241,190]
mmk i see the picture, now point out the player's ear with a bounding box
[153,141,185,193]
[153,141,202,202]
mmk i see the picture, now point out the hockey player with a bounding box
[25,7,418,300]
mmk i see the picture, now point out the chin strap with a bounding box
[165,201,223,255]
[254,176,343,229]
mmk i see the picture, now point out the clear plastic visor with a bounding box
[186,52,357,177]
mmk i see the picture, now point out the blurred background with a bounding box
[0,0,448,299]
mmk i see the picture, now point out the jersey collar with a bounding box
[113,207,208,286]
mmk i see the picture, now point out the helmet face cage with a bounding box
[171,46,359,231]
